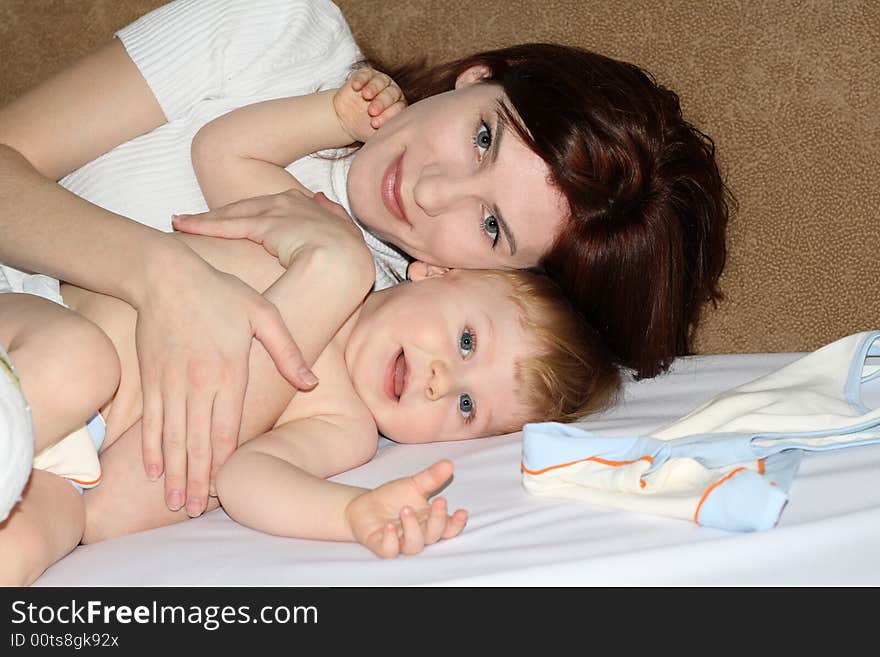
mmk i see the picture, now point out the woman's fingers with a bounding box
[183,389,215,517]
[208,369,246,497]
[139,362,164,482]
[161,379,188,512]
[252,298,318,390]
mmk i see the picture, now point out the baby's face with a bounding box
[344,270,538,443]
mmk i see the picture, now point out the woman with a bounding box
[0,0,729,518]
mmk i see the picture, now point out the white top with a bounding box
[22,0,408,291]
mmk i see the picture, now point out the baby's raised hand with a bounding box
[346,460,468,558]
[334,67,407,144]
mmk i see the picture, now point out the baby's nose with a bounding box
[425,359,452,400]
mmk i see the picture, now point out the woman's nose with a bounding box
[413,169,476,217]
[425,359,453,400]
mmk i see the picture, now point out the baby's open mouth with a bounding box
[384,347,408,403]
[392,349,407,400]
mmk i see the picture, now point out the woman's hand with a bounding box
[172,190,369,269]
[333,67,407,143]
[345,460,468,558]
[136,242,318,518]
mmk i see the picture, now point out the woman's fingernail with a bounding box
[186,498,203,517]
[299,369,319,386]
[167,490,183,511]
[147,464,160,481]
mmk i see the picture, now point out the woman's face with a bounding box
[347,71,569,270]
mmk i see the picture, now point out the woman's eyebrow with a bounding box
[489,109,517,256]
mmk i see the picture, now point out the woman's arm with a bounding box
[0,38,317,517]
[0,39,167,297]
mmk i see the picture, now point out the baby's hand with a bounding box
[334,67,407,144]
[346,460,468,558]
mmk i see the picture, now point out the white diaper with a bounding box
[0,263,65,306]
[0,345,35,522]
[1,263,104,502]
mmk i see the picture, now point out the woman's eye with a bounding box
[482,212,500,246]
[458,393,474,420]
[459,328,476,358]
[473,121,492,159]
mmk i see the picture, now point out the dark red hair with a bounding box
[362,43,732,378]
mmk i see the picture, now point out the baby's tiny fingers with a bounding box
[399,506,425,556]
[361,72,392,100]
[349,68,373,91]
[424,498,449,545]
[368,85,403,116]
[370,99,407,129]
[379,522,400,558]
[441,509,469,540]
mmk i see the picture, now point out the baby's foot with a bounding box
[0,345,35,522]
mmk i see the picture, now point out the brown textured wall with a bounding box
[1,0,877,356]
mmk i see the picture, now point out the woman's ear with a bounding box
[406,261,451,281]
[454,64,493,89]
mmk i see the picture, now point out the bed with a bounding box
[34,347,880,586]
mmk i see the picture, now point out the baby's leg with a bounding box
[0,470,84,585]
[83,419,220,543]
[0,293,120,451]
[0,293,120,584]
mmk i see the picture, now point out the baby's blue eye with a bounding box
[482,212,499,246]
[460,328,475,358]
[459,393,474,419]
[474,122,492,157]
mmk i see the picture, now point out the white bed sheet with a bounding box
[34,350,880,586]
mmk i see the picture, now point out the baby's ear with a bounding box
[406,261,451,281]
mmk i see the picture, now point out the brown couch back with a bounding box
[2,0,876,356]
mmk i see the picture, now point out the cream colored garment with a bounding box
[32,423,103,490]
[522,331,880,531]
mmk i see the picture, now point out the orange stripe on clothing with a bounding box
[693,467,746,524]
[757,458,766,474]
[69,473,103,486]
[521,455,654,476]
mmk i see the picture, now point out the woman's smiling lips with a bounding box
[384,348,408,402]
[381,152,410,225]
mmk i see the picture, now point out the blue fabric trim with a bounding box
[845,332,880,413]
[696,469,789,531]
[85,412,106,452]
[65,412,106,495]
[761,451,803,491]
[524,411,880,477]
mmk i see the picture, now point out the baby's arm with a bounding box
[215,417,466,558]
[191,68,405,208]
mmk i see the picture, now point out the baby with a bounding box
[0,71,620,585]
